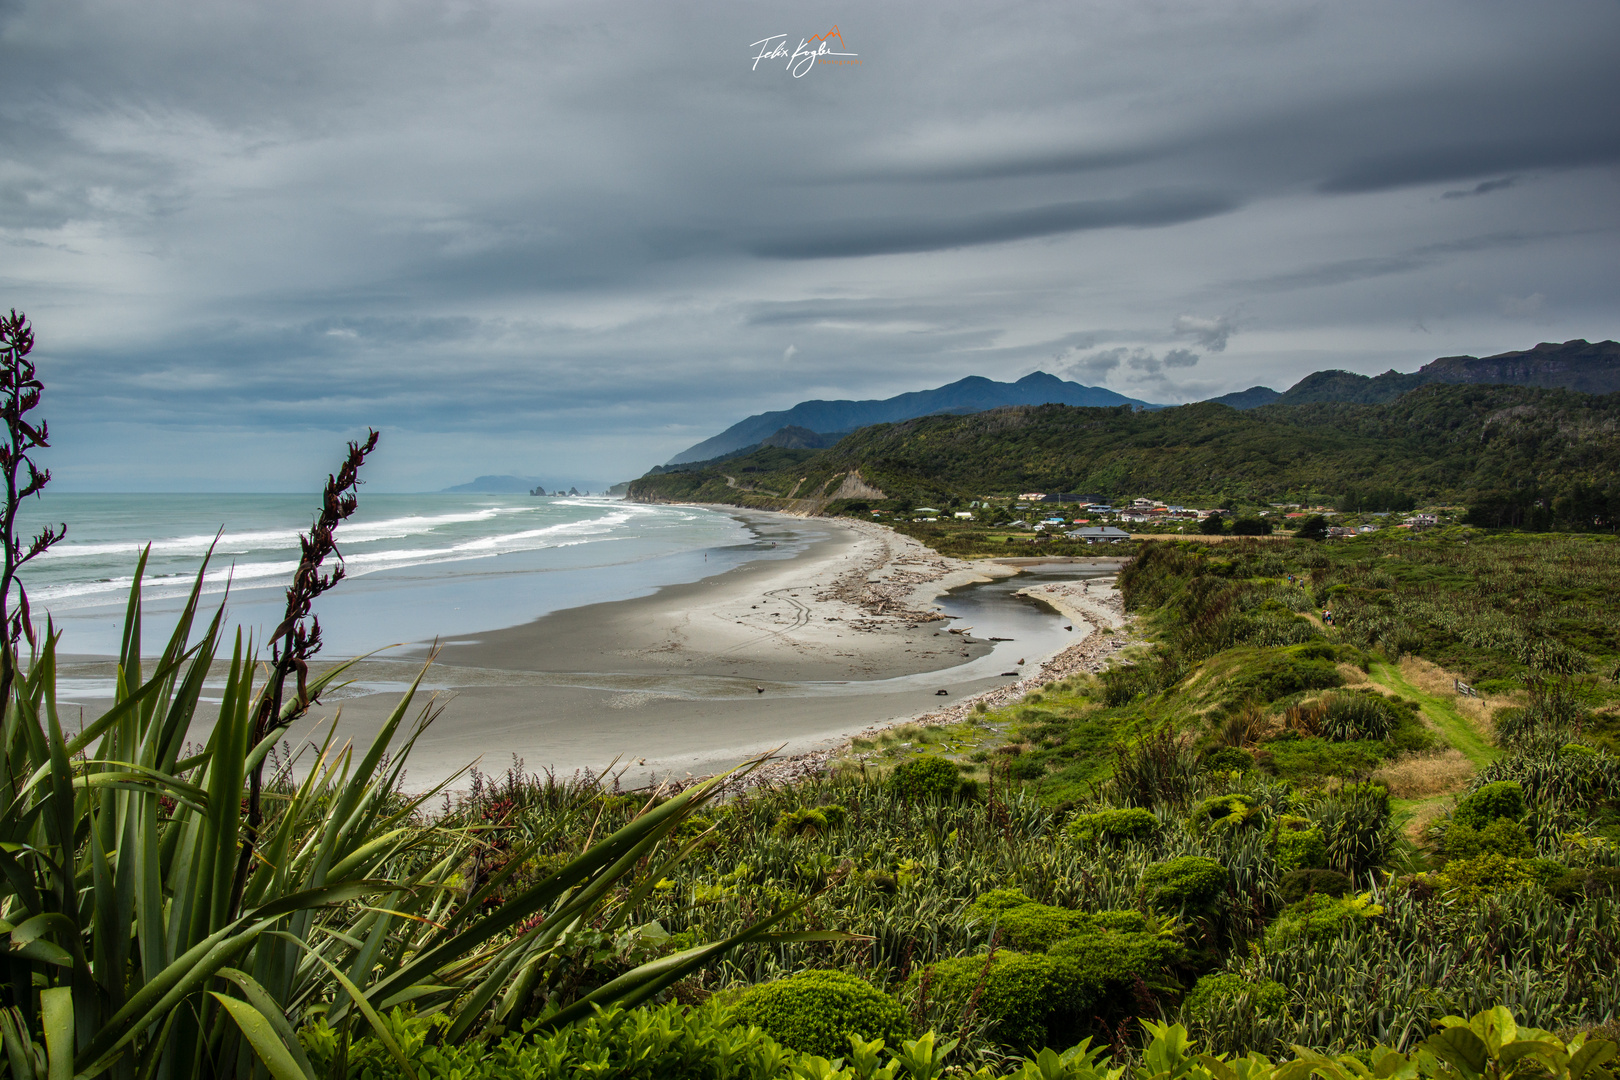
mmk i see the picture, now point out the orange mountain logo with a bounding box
[750,26,860,78]
[807,26,846,51]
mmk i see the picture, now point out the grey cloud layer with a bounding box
[750,190,1242,259]
[2,0,1617,489]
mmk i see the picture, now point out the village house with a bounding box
[1066,525,1132,543]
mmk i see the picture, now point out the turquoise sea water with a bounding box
[16,493,765,657]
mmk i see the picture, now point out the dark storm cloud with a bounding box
[1222,230,1563,294]
[1320,136,1620,195]
[743,298,972,328]
[1172,316,1235,352]
[2,0,1618,488]
[1066,348,1127,380]
[751,190,1242,259]
[1443,177,1517,200]
[832,145,1162,184]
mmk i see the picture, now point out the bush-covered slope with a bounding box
[628,384,1620,526]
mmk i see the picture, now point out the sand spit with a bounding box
[686,574,1140,793]
[810,518,1020,631]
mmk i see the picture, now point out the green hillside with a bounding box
[628,384,1620,530]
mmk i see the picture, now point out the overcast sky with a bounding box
[3,0,1618,491]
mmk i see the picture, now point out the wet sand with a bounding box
[59,511,1126,789]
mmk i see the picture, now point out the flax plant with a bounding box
[0,311,838,1079]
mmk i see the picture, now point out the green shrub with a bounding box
[1106,727,1203,809]
[773,804,848,838]
[1099,663,1168,706]
[1420,853,1566,903]
[1494,684,1588,747]
[969,890,1089,950]
[1046,919,1183,989]
[1441,818,1533,861]
[303,996,1620,1080]
[1455,781,1527,827]
[1202,746,1256,774]
[1314,782,1395,875]
[304,999,805,1080]
[1142,856,1228,913]
[888,756,964,800]
[923,914,1179,1051]
[1186,973,1288,1026]
[1264,892,1382,950]
[1228,652,1343,704]
[1320,692,1400,742]
[968,890,1164,953]
[922,951,1081,1050]
[1066,806,1162,845]
[733,970,911,1058]
[1195,793,1263,830]
[1271,817,1329,873]
[1008,754,1047,781]
[1547,867,1620,904]
[671,814,716,844]
[1277,868,1352,905]
[1256,736,1388,781]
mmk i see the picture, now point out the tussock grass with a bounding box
[1374,748,1476,798]
[1398,655,1506,737]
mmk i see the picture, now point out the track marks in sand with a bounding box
[760,588,812,636]
[715,587,815,654]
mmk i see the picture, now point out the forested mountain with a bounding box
[665,341,1617,467]
[627,383,1620,530]
[666,371,1152,464]
[1272,339,1620,406]
[1204,386,1281,409]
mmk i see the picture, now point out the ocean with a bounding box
[17,493,770,657]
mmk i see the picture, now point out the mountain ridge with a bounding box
[665,371,1154,464]
[663,339,1620,468]
[1272,338,1620,406]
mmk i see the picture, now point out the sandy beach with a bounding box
[59,509,1127,789]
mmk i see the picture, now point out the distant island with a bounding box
[440,475,587,495]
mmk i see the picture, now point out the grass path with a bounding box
[1367,659,1499,768]
[1367,658,1500,843]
